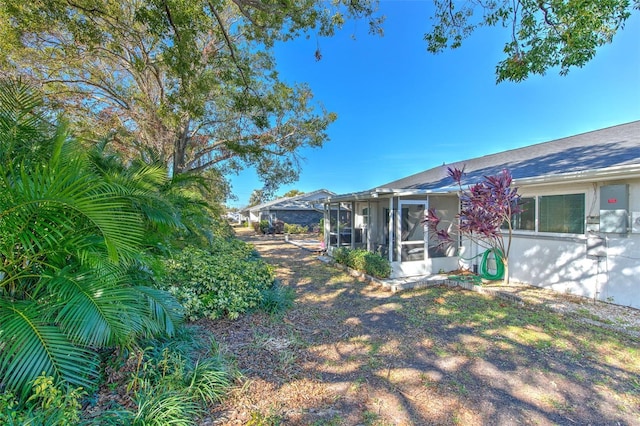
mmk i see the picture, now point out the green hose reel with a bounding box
[480,248,505,280]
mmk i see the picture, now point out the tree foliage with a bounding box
[425,0,637,82]
[248,188,271,207]
[0,0,382,192]
[0,80,184,398]
[282,189,305,198]
[425,167,521,283]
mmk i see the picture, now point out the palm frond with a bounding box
[134,286,185,338]
[0,300,99,398]
[1,138,145,265]
[0,81,53,176]
[49,267,144,348]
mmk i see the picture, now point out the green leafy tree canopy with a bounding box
[0,0,382,191]
[425,0,638,82]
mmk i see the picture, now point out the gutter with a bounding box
[323,187,454,203]
[322,164,640,203]
[514,164,640,187]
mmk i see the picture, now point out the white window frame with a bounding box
[509,192,587,237]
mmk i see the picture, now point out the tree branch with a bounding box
[207,1,251,91]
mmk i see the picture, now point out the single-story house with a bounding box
[241,189,335,230]
[323,121,640,308]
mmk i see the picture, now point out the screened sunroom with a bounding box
[323,189,460,278]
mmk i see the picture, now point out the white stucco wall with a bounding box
[463,179,640,308]
[507,233,640,308]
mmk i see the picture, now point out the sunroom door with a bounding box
[396,200,428,275]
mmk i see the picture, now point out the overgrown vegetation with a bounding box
[0,325,233,426]
[0,80,294,423]
[332,247,391,278]
[160,240,277,320]
[0,80,185,400]
[0,375,84,425]
[284,223,309,234]
[86,326,229,425]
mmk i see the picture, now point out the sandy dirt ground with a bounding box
[203,230,640,425]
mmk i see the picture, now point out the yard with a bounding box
[203,230,640,425]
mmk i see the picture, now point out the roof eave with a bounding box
[514,164,640,187]
[323,187,454,203]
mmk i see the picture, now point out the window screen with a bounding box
[539,194,585,234]
[508,197,536,231]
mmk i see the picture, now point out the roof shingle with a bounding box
[383,121,640,191]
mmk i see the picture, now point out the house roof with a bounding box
[243,189,335,213]
[383,120,640,191]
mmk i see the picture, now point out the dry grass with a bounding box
[202,229,640,425]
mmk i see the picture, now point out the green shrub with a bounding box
[331,248,391,279]
[0,375,84,425]
[160,239,275,320]
[211,216,235,239]
[251,220,270,234]
[84,326,230,425]
[332,247,351,265]
[349,249,369,270]
[283,223,308,234]
[361,251,392,278]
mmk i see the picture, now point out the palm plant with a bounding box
[0,80,184,398]
[87,140,228,251]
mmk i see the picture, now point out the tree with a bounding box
[248,189,271,207]
[0,80,183,398]
[425,0,638,82]
[0,0,382,192]
[425,167,522,283]
[282,189,305,198]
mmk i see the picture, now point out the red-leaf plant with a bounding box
[424,166,522,283]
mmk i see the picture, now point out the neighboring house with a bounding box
[241,189,335,230]
[323,121,640,308]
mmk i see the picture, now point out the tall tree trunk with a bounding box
[172,120,190,175]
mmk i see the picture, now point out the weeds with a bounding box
[84,325,231,424]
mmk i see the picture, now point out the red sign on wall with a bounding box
[608,198,618,204]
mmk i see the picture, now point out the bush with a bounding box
[283,223,308,234]
[332,248,391,279]
[0,375,84,425]
[332,247,351,265]
[361,251,392,278]
[160,239,276,320]
[84,326,230,425]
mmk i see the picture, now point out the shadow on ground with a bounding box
[202,231,640,426]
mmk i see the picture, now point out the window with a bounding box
[511,197,536,231]
[539,194,585,234]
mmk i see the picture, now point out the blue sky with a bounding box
[226,1,640,208]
